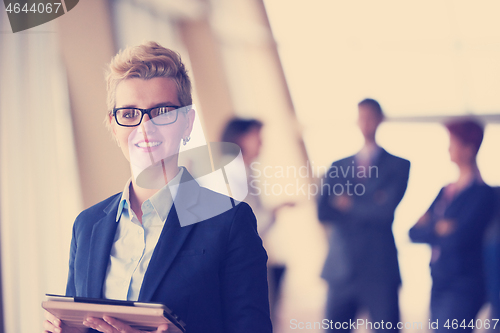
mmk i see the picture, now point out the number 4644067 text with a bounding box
[5,2,62,14]
[443,319,498,330]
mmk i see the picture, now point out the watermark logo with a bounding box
[3,0,79,33]
[248,161,379,200]
[126,105,249,227]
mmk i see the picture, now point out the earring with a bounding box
[182,136,191,146]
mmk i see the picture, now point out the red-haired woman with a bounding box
[410,119,496,333]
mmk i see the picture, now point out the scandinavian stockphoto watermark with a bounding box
[3,0,79,33]
[126,107,250,227]
[248,161,379,200]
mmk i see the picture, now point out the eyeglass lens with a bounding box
[115,106,179,126]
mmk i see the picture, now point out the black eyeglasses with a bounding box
[112,105,188,127]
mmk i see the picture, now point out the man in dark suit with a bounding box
[43,41,272,333]
[318,98,410,332]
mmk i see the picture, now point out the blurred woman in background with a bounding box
[409,119,496,333]
[222,118,294,322]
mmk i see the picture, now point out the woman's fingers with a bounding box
[83,317,115,333]
[43,311,62,333]
[44,311,62,328]
[102,316,169,333]
[102,316,133,332]
[83,316,168,333]
[42,319,61,333]
[156,324,169,333]
[86,316,139,333]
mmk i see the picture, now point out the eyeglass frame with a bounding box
[112,105,190,127]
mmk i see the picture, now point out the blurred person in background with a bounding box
[318,99,410,332]
[484,187,500,328]
[43,42,272,333]
[410,119,496,333]
[221,118,294,322]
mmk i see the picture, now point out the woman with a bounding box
[409,119,496,333]
[221,118,294,321]
[43,42,272,333]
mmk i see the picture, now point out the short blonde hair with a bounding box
[105,41,192,117]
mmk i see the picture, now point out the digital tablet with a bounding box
[42,294,186,332]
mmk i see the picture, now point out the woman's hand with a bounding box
[43,311,88,333]
[331,195,353,212]
[83,316,169,333]
[435,218,456,236]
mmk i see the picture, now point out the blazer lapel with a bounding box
[138,171,199,302]
[86,195,120,298]
[368,149,389,186]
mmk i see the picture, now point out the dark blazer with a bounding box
[66,171,272,333]
[318,148,410,285]
[409,182,496,290]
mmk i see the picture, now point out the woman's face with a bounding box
[110,77,194,166]
[239,128,262,164]
[448,133,475,166]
